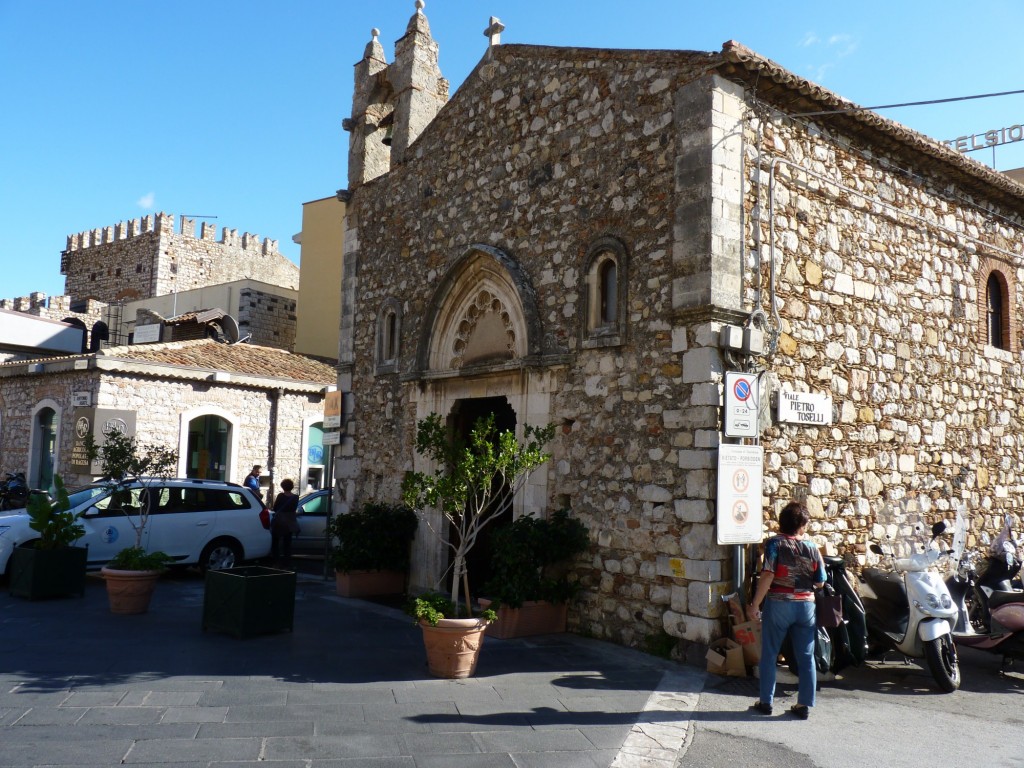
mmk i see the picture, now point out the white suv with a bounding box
[0,478,272,575]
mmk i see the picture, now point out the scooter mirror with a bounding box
[931,521,947,537]
[870,543,884,555]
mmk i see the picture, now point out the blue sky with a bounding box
[3,0,1024,300]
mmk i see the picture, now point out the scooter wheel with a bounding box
[924,635,960,693]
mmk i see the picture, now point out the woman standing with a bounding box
[746,501,826,719]
[270,478,300,569]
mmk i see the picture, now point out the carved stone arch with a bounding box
[416,245,542,374]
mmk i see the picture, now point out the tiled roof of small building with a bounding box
[0,339,336,390]
[95,339,336,383]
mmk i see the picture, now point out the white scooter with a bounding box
[858,518,962,692]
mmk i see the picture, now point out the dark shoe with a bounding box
[750,700,773,715]
[789,704,809,720]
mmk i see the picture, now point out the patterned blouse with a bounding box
[762,534,826,602]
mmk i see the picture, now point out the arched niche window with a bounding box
[582,237,628,348]
[375,297,402,375]
[987,270,1008,350]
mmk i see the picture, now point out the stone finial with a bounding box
[407,0,430,35]
[364,27,385,61]
[484,16,505,46]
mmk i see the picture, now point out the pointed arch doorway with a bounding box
[445,395,516,598]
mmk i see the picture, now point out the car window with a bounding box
[300,493,327,516]
[93,487,144,517]
[67,485,111,508]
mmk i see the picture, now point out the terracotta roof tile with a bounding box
[96,339,336,384]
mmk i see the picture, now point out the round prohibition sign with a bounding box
[732,468,750,493]
[733,378,752,402]
[732,500,749,525]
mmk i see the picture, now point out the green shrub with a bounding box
[406,591,497,625]
[25,475,84,550]
[483,509,589,608]
[327,502,418,573]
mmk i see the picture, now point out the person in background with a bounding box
[244,465,263,500]
[746,501,826,720]
[270,478,300,569]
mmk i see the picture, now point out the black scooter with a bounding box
[0,472,28,510]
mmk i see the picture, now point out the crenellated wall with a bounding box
[60,212,299,305]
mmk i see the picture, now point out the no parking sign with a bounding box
[724,371,759,438]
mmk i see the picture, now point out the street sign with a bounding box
[724,371,759,438]
[716,443,764,545]
[322,430,341,446]
[777,390,833,425]
[324,390,342,429]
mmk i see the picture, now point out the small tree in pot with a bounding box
[85,431,178,613]
[401,412,554,678]
[401,412,555,612]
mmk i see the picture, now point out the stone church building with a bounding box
[336,5,1024,651]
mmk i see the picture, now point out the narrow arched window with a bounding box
[987,271,1007,349]
[599,259,617,325]
[376,298,402,374]
[582,237,628,348]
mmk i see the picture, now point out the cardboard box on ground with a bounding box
[705,638,746,677]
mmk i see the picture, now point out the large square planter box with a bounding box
[202,566,296,638]
[335,569,406,598]
[9,545,88,600]
[479,600,568,639]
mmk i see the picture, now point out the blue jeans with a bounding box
[758,598,816,708]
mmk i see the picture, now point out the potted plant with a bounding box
[85,430,177,614]
[401,412,554,677]
[407,592,497,678]
[328,502,418,597]
[8,475,88,600]
[479,509,589,639]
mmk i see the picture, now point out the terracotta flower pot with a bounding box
[478,599,568,639]
[419,617,489,678]
[335,569,406,598]
[100,567,162,614]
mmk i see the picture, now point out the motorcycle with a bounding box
[780,553,868,678]
[0,472,29,510]
[947,515,1024,671]
[859,514,961,692]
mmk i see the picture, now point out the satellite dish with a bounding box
[220,314,240,343]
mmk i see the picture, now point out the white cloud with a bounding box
[800,32,819,47]
[137,192,155,209]
[828,33,857,57]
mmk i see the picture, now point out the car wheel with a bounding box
[199,539,242,572]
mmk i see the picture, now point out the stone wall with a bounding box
[743,101,1024,559]
[238,287,297,350]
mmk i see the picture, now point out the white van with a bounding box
[0,478,272,575]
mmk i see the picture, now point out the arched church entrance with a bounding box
[445,395,516,598]
[404,244,560,595]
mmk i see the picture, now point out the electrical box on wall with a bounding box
[743,327,764,356]
[720,325,744,351]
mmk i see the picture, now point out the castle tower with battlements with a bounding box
[61,212,299,305]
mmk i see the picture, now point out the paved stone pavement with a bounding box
[0,570,704,767]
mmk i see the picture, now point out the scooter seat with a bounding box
[823,555,845,568]
[988,589,1024,610]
